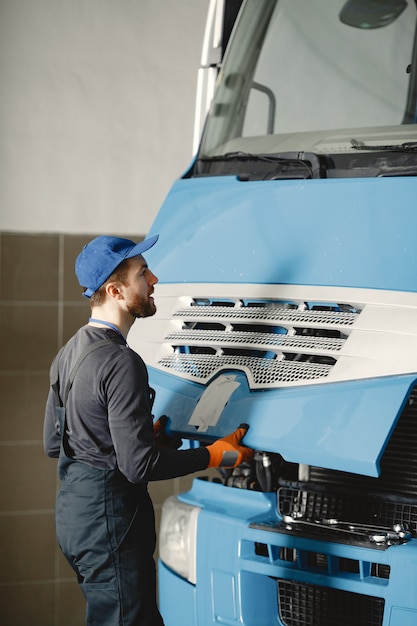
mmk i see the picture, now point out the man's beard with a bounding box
[126,292,156,319]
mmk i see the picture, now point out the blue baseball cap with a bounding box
[75,234,159,298]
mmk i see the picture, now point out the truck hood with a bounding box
[147,366,416,478]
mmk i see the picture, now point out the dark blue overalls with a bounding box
[53,340,164,626]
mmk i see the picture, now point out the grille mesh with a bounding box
[158,353,332,385]
[278,486,417,538]
[278,580,384,626]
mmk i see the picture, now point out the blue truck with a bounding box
[129,1,417,624]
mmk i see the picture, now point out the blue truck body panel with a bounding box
[146,175,417,291]
[149,366,417,477]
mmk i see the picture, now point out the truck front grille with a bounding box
[278,486,417,539]
[278,580,384,626]
[158,299,359,388]
[277,386,417,537]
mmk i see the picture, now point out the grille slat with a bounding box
[174,305,358,326]
[166,329,344,352]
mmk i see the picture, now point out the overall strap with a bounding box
[62,338,116,406]
[51,338,117,437]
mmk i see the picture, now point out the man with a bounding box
[43,235,254,626]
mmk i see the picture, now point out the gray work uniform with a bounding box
[44,325,209,626]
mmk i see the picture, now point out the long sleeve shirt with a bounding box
[44,325,209,483]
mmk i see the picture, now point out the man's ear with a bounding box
[105,282,123,299]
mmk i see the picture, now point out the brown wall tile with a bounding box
[0,582,56,626]
[0,445,57,511]
[57,546,78,578]
[1,233,59,302]
[62,302,91,344]
[0,373,49,440]
[63,235,94,301]
[1,304,58,370]
[0,513,56,582]
[56,581,86,626]
[148,479,176,506]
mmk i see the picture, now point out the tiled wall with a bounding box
[0,231,206,626]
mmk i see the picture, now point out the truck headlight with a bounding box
[159,495,200,584]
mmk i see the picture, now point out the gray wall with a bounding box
[0,0,208,234]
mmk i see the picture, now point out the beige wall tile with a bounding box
[62,303,91,344]
[154,506,162,558]
[0,445,56,511]
[63,234,95,301]
[0,513,56,582]
[0,373,49,441]
[148,479,176,506]
[57,545,78,578]
[0,582,56,626]
[0,233,59,302]
[57,581,86,626]
[1,304,58,370]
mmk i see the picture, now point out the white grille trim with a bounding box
[128,284,417,390]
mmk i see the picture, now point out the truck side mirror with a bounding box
[339,0,408,28]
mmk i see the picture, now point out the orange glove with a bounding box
[206,424,254,468]
[154,415,183,450]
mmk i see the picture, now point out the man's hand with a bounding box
[206,424,254,468]
[154,415,183,450]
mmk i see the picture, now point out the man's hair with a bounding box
[88,263,129,306]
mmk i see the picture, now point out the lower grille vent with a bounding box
[279,485,417,534]
[158,353,332,385]
[278,580,384,626]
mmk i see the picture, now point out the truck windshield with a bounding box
[198,0,417,158]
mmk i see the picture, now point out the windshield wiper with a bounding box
[351,139,417,153]
[197,151,322,179]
